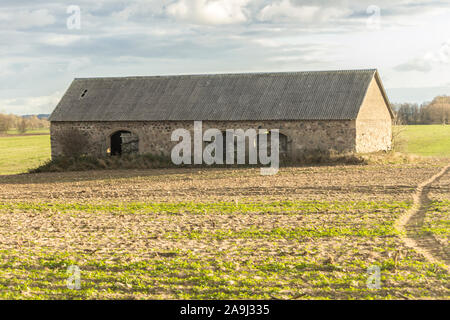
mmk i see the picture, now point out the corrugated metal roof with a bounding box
[49,69,384,122]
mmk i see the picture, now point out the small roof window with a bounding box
[80,89,88,98]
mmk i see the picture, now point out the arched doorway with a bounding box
[110,131,139,156]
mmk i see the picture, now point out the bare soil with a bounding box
[0,162,448,299]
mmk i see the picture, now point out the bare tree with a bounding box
[391,114,406,151]
[0,114,14,133]
[17,118,28,133]
[0,113,49,133]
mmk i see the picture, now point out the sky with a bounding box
[1,0,450,115]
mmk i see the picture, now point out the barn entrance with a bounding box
[256,131,289,158]
[110,131,139,156]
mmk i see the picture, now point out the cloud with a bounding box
[252,38,283,48]
[394,59,433,73]
[0,91,62,115]
[110,0,166,21]
[66,57,92,72]
[39,34,87,46]
[0,8,56,29]
[424,40,450,64]
[267,55,321,63]
[258,0,350,23]
[166,0,250,25]
[394,39,450,73]
[1,0,450,115]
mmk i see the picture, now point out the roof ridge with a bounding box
[74,69,377,80]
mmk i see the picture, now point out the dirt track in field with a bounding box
[396,164,450,271]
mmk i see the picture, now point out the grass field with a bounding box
[0,133,50,175]
[5,128,50,135]
[0,126,448,300]
[395,125,450,157]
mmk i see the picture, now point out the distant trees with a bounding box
[0,114,16,133]
[17,118,28,134]
[23,115,49,131]
[0,113,49,133]
[391,96,450,125]
[423,96,450,124]
[391,103,424,125]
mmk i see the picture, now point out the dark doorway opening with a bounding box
[110,131,139,156]
[257,131,289,158]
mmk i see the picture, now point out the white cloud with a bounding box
[0,91,62,115]
[268,55,316,62]
[67,57,92,72]
[166,0,250,25]
[40,34,86,46]
[424,40,450,64]
[252,38,282,48]
[111,0,166,21]
[1,0,450,115]
[394,39,450,73]
[258,0,350,23]
[394,58,433,73]
[0,9,55,29]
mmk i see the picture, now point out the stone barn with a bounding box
[49,69,393,161]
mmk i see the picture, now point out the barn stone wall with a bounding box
[355,119,392,153]
[355,78,393,153]
[50,120,357,160]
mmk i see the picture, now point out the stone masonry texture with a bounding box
[50,120,361,160]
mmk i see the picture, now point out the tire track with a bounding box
[395,164,450,272]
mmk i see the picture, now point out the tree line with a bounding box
[392,95,450,125]
[0,113,49,134]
